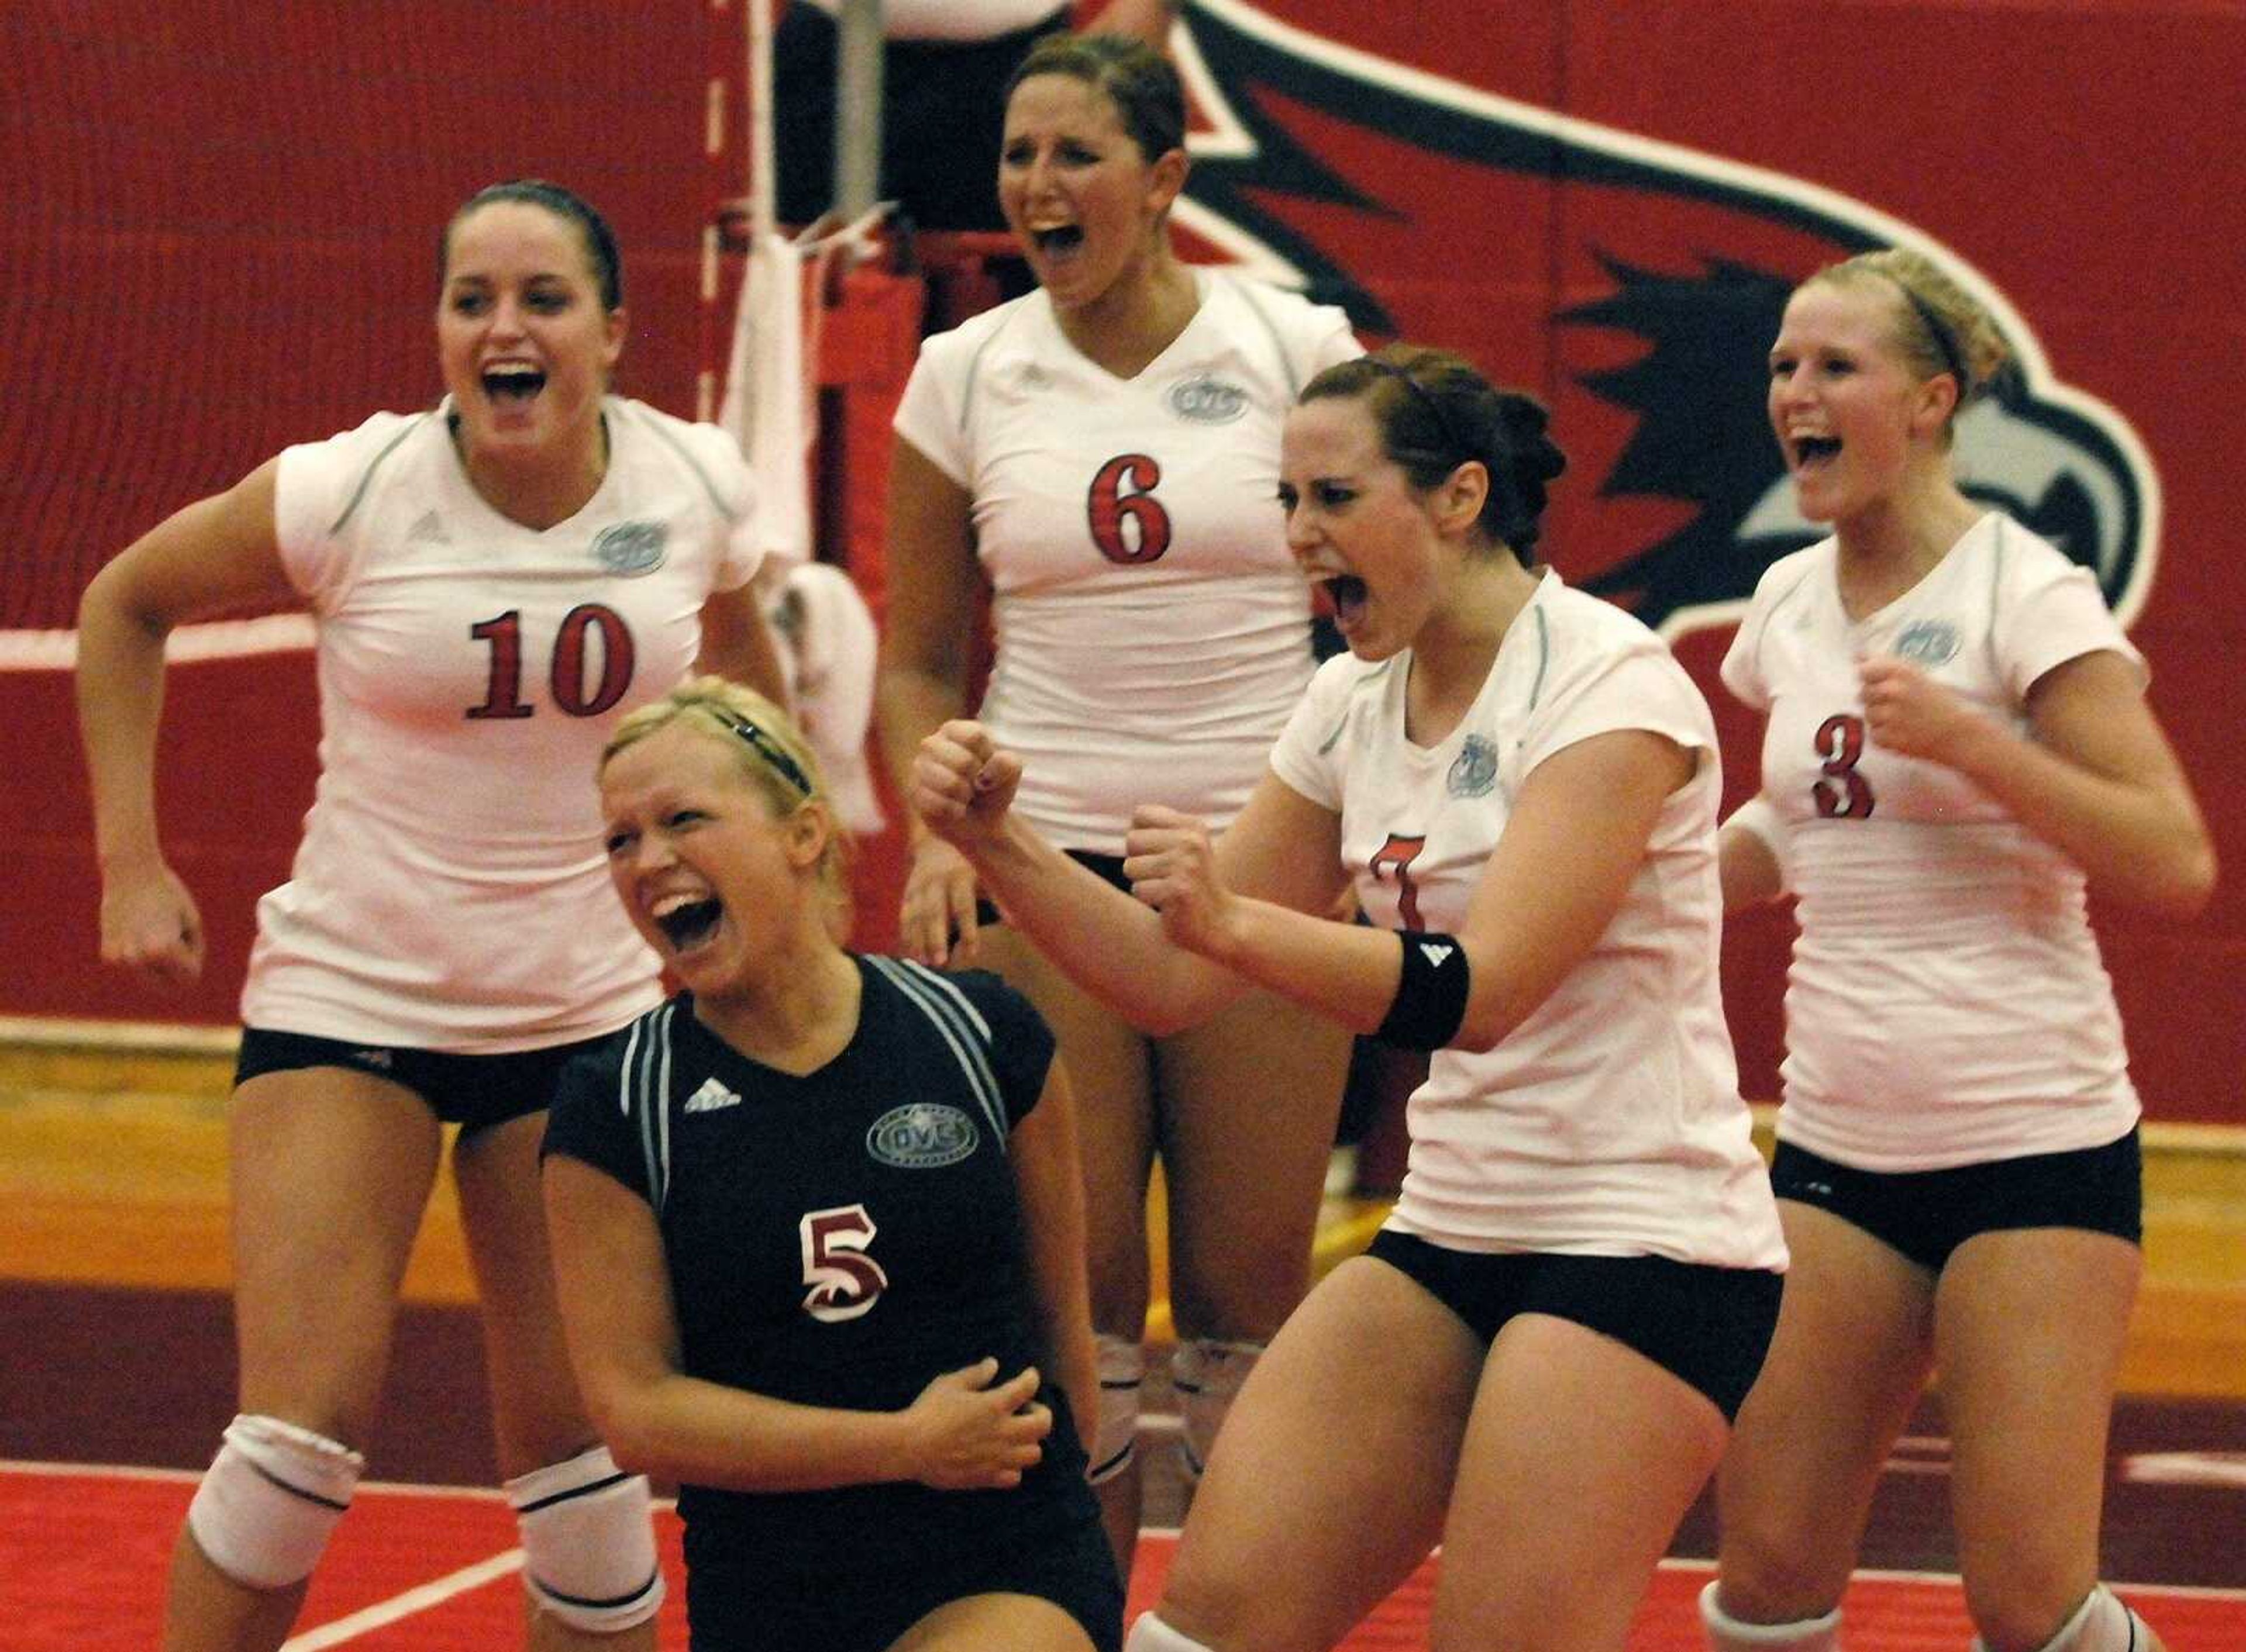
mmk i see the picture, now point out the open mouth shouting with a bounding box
[1321,574,1369,632]
[650,891,725,958]
[1028,222,1086,264]
[481,361,547,411]
[1789,433,1841,472]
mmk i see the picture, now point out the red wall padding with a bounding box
[7,2,2242,1129]
[0,0,718,632]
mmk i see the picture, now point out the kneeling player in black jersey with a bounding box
[543,678,1120,1652]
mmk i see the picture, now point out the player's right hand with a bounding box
[911,721,1024,839]
[99,862,206,984]
[900,1357,1050,1491]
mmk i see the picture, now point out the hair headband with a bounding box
[1890,274,1969,394]
[702,705,814,799]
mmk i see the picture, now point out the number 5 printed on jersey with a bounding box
[800,1204,888,1323]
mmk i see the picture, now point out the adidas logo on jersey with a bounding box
[1418,941,1456,968]
[683,1077,743,1114]
[405,511,451,547]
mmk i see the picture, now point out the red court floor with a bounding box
[4,1461,2241,1650]
[4,1278,2242,1649]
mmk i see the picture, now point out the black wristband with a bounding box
[1375,930,1471,1051]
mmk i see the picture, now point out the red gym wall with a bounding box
[5,2,2241,1127]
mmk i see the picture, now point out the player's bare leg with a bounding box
[456,1112,661,1650]
[164,1067,442,1652]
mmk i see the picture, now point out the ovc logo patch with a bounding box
[1894,619,1962,668]
[1169,374,1251,425]
[866,1103,980,1170]
[593,520,667,577]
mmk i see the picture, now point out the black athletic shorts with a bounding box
[1769,1127,2143,1274]
[1365,1229,1785,1422]
[680,1499,1123,1652]
[975,850,1131,930]
[235,1027,611,1134]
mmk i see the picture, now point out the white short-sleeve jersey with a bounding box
[247,395,766,1052]
[1721,513,2144,1170]
[894,269,1360,851]
[1271,572,1786,1268]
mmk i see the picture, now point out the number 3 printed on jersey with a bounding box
[1087,454,1171,565]
[800,1204,888,1323]
[1813,713,1875,819]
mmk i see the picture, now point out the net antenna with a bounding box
[719,0,814,570]
[748,0,778,244]
[829,0,886,224]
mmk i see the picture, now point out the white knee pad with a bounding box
[1699,1581,1841,1651]
[1125,1609,1218,1651]
[186,1413,364,1591]
[1973,1585,2152,1652]
[507,1445,664,1634]
[1088,1334,1144,1485]
[1170,1337,1260,1481]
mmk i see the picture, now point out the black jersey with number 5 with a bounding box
[543,953,1092,1574]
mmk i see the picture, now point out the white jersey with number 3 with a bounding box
[1271,572,1786,1268]
[243,395,766,1052]
[1721,513,2144,1171]
[895,269,1359,850]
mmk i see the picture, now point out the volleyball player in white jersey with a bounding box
[876,32,1360,1570]
[1701,249,2214,1652]
[913,344,1788,1652]
[76,180,788,1652]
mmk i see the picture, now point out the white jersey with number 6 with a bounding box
[895,268,1359,851]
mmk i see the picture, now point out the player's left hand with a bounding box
[1124,805,1235,958]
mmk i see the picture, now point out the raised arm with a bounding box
[914,720,1348,1033]
[1861,650,2216,918]
[1142,727,1694,1053]
[543,1156,1052,1494]
[875,439,990,964]
[76,460,299,983]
